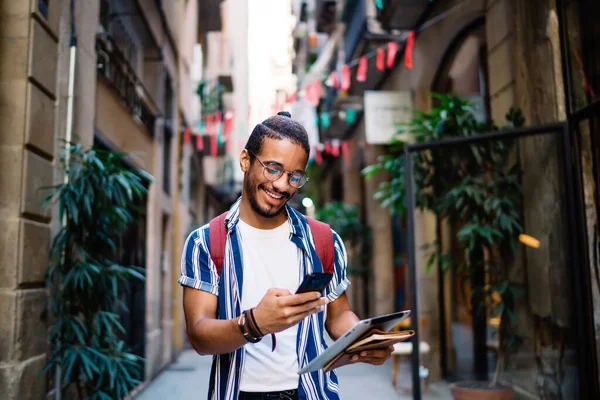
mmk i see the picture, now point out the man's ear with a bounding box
[240,149,250,172]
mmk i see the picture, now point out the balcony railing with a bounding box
[95,34,159,135]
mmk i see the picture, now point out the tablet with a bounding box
[297,310,411,375]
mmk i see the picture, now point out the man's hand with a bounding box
[350,346,394,365]
[252,288,329,334]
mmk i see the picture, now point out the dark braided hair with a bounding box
[244,111,310,163]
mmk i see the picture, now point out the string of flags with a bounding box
[310,138,357,166]
[290,0,467,111]
[182,109,243,157]
[182,0,465,159]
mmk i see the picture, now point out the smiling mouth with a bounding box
[263,187,285,201]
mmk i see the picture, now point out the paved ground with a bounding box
[135,349,452,400]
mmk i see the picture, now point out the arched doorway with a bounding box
[430,18,494,381]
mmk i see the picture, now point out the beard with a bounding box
[245,175,291,219]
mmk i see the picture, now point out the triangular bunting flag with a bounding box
[210,134,218,156]
[183,127,191,146]
[376,48,385,71]
[196,134,204,151]
[387,42,398,69]
[312,80,321,106]
[357,56,368,82]
[405,31,415,69]
[328,70,339,89]
[320,112,330,130]
[331,140,340,157]
[341,65,351,91]
[346,108,357,125]
[341,141,350,165]
[314,145,323,165]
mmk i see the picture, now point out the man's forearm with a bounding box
[326,310,360,340]
[189,317,247,355]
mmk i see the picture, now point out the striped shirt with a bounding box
[178,198,351,400]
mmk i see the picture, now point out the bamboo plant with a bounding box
[41,142,152,399]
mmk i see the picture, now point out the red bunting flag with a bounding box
[356,56,368,82]
[405,31,415,69]
[331,140,340,157]
[341,65,351,91]
[305,84,312,104]
[286,90,297,104]
[196,134,204,151]
[312,80,321,106]
[206,114,214,135]
[324,141,332,154]
[183,127,191,146]
[314,146,323,165]
[224,110,234,137]
[210,134,218,156]
[376,48,385,71]
[341,141,349,165]
[329,70,339,89]
[387,42,398,69]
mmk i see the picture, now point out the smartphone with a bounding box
[296,272,333,294]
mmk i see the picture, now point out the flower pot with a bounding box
[449,381,513,400]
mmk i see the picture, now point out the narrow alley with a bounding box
[136,349,451,400]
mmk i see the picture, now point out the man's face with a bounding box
[241,137,308,219]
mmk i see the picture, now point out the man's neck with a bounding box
[239,196,288,230]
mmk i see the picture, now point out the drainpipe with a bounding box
[64,0,77,178]
[55,0,77,398]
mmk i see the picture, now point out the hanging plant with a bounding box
[41,142,153,399]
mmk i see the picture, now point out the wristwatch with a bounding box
[237,311,262,343]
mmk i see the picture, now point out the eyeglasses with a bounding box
[247,150,310,188]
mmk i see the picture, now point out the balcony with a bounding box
[95,34,160,135]
[376,0,432,31]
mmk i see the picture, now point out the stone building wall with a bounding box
[0,1,64,398]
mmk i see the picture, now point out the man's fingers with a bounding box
[280,292,323,306]
[351,347,394,364]
[287,305,324,325]
[268,288,293,297]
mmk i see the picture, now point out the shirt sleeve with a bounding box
[324,229,351,302]
[178,224,220,296]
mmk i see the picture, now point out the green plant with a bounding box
[315,201,371,276]
[196,80,224,115]
[363,93,526,386]
[41,143,152,399]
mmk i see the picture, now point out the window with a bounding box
[163,77,174,194]
[99,0,110,32]
[38,0,49,18]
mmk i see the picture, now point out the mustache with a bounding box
[259,184,290,199]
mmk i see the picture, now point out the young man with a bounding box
[179,112,392,400]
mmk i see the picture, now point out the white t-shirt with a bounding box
[237,219,301,392]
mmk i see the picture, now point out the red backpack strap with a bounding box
[306,217,335,274]
[209,212,228,276]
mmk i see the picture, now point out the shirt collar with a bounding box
[224,196,305,238]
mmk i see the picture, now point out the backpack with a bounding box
[208,212,335,276]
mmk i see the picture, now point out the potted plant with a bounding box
[363,94,526,399]
[41,142,152,399]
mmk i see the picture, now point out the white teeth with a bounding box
[265,189,283,199]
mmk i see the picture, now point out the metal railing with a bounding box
[95,34,158,135]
